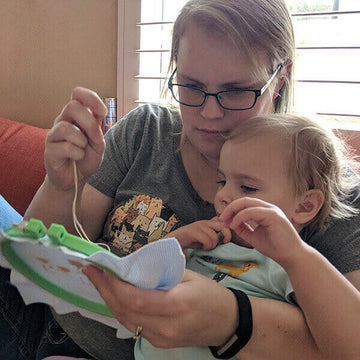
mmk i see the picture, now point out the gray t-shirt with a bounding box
[54,104,215,360]
[91,103,216,257]
[55,104,360,360]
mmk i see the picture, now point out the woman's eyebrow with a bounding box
[177,72,255,88]
[222,80,256,89]
[177,73,204,85]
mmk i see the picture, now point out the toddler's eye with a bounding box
[216,180,226,187]
[240,185,258,193]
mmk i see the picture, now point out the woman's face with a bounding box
[176,23,280,162]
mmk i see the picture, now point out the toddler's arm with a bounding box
[219,197,360,360]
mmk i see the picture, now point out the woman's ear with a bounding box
[292,189,325,225]
[273,60,293,100]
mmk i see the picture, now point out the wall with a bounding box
[0,0,118,128]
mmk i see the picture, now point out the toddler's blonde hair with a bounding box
[228,114,359,232]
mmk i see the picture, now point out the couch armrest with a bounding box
[0,118,49,215]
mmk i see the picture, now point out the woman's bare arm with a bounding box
[25,181,113,241]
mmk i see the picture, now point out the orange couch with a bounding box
[0,117,49,215]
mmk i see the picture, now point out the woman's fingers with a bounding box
[71,86,108,124]
[55,96,104,152]
[83,266,237,348]
[44,88,106,189]
[83,265,173,315]
[82,265,178,345]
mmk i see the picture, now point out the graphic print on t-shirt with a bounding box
[107,195,180,257]
[192,255,259,283]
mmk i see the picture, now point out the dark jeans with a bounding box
[0,266,92,360]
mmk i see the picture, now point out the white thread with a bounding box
[72,161,91,242]
[72,161,111,252]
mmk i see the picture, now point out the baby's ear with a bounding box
[292,189,325,225]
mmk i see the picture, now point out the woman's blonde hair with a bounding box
[228,114,359,232]
[169,0,295,112]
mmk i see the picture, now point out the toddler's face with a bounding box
[214,134,298,223]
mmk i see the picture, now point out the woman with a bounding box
[3,0,359,359]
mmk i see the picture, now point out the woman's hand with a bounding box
[44,87,107,191]
[83,266,238,349]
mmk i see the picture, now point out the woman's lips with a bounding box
[198,128,226,139]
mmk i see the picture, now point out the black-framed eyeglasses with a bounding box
[168,63,283,111]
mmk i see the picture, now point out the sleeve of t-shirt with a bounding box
[88,105,151,198]
[88,104,181,199]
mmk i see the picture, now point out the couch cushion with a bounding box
[0,118,49,215]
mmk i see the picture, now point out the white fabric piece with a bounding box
[0,229,185,338]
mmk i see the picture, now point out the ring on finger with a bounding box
[133,325,143,340]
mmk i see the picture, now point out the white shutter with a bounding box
[292,9,360,123]
[120,0,360,123]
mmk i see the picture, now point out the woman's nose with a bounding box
[200,95,225,120]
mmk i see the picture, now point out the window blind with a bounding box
[126,1,360,124]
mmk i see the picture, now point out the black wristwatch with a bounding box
[209,288,253,359]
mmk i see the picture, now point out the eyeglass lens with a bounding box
[171,85,257,110]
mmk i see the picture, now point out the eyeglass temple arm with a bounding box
[260,63,283,95]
